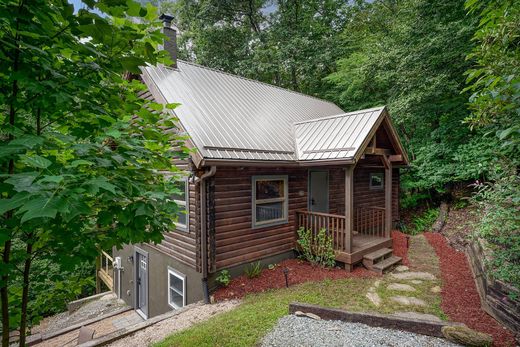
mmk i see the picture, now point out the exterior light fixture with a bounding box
[283,267,289,288]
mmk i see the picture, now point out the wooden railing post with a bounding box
[344,165,354,254]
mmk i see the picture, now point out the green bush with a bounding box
[216,270,231,287]
[403,208,439,235]
[296,227,336,268]
[244,261,262,279]
[472,172,520,291]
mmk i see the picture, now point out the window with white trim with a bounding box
[167,268,185,309]
[369,172,384,190]
[252,175,288,228]
[172,177,189,231]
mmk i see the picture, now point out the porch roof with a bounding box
[294,106,385,161]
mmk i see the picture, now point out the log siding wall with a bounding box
[211,163,400,271]
[148,180,199,270]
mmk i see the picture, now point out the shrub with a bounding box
[216,270,231,287]
[472,173,520,291]
[403,208,439,235]
[244,261,262,279]
[296,227,336,268]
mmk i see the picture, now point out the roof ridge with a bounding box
[169,59,341,108]
[293,106,386,125]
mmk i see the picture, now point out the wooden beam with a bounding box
[344,166,354,255]
[389,154,403,162]
[384,157,392,237]
[365,147,392,156]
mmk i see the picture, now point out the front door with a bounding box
[309,170,329,213]
[135,248,148,319]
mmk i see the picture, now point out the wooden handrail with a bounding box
[295,209,347,219]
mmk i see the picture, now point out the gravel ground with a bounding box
[107,300,240,347]
[32,293,127,335]
[261,315,461,347]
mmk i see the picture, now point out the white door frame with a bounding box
[134,247,149,319]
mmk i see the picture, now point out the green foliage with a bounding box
[403,208,439,235]
[171,0,349,97]
[244,261,262,279]
[472,169,520,290]
[0,0,187,339]
[464,0,520,291]
[400,192,431,210]
[296,227,336,268]
[216,270,231,287]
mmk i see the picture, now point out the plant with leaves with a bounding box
[464,0,520,291]
[0,0,187,345]
[296,227,335,268]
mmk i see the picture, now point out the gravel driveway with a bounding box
[261,315,461,347]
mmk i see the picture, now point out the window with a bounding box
[167,268,185,309]
[172,177,189,231]
[369,172,384,190]
[252,175,288,228]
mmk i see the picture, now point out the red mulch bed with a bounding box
[213,231,409,301]
[392,230,410,266]
[424,232,516,347]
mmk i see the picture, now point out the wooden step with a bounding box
[372,256,402,274]
[362,248,393,269]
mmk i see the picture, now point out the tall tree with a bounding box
[0,1,186,345]
[326,0,482,195]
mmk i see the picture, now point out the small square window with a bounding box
[369,173,384,190]
[168,268,185,309]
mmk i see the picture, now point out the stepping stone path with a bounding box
[364,264,440,312]
[387,283,416,292]
[366,280,382,306]
[430,286,441,293]
[394,265,409,272]
[391,271,436,281]
[390,296,427,307]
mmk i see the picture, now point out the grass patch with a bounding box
[154,278,373,347]
[155,272,445,346]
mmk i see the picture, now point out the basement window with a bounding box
[252,175,288,228]
[168,268,186,309]
[369,172,384,190]
[172,177,189,231]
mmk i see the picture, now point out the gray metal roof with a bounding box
[143,61,344,161]
[143,61,390,163]
[294,107,385,161]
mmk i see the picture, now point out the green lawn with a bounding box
[155,235,445,347]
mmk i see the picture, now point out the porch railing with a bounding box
[96,250,114,292]
[296,210,347,252]
[354,206,386,238]
[296,207,388,254]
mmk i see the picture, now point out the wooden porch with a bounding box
[296,208,393,267]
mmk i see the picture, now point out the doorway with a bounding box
[134,248,148,319]
[308,170,329,213]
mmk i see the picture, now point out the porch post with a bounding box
[384,157,392,237]
[344,165,354,254]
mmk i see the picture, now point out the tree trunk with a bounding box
[432,201,449,233]
[2,16,20,344]
[18,240,33,347]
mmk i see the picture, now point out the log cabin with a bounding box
[111,15,409,319]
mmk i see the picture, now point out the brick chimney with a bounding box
[159,14,177,68]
